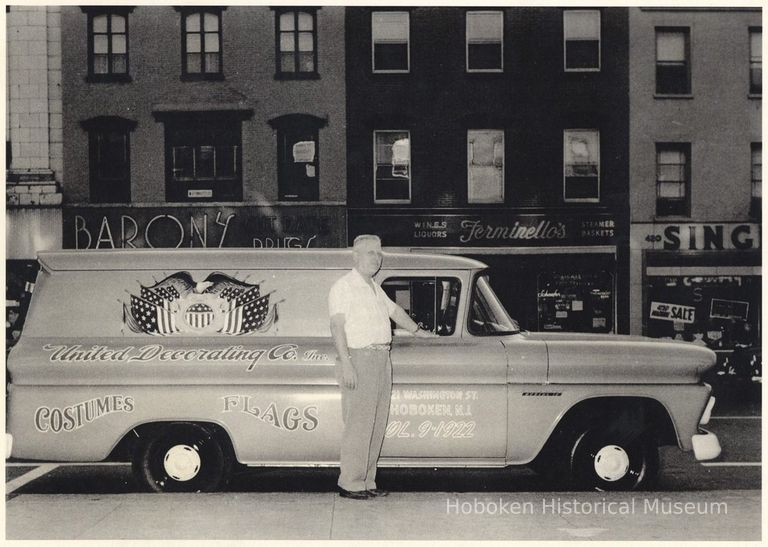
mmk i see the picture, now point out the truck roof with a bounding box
[37,248,489,272]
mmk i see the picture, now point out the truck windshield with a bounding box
[469,274,520,335]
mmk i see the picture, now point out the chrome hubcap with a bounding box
[163,444,201,482]
[593,445,630,481]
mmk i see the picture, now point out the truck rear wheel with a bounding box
[568,428,658,491]
[133,423,231,493]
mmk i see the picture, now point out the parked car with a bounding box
[6,249,720,492]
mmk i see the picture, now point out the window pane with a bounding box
[468,44,502,70]
[564,131,599,168]
[565,40,599,69]
[173,146,195,179]
[657,32,686,61]
[375,131,410,201]
[186,33,201,53]
[374,44,408,71]
[467,12,502,41]
[110,14,126,33]
[298,32,313,52]
[94,34,109,54]
[203,12,219,32]
[750,31,762,59]
[112,54,127,74]
[280,33,295,52]
[186,13,200,33]
[657,64,689,94]
[298,12,313,31]
[281,52,295,72]
[93,54,109,74]
[93,14,108,33]
[204,32,220,53]
[372,12,409,41]
[564,10,600,40]
[112,34,126,54]
[658,181,686,198]
[299,51,314,72]
[280,12,295,31]
[186,53,202,73]
[216,145,236,178]
[204,53,220,73]
[198,146,215,178]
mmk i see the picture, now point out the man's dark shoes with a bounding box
[338,487,371,500]
[366,489,389,497]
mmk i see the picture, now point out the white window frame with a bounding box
[563,9,601,72]
[371,11,410,74]
[467,129,504,203]
[373,130,412,204]
[563,129,600,203]
[465,11,504,73]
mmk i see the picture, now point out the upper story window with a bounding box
[372,11,409,73]
[83,7,133,82]
[275,9,318,78]
[563,9,600,71]
[374,130,411,203]
[181,8,224,80]
[467,129,504,203]
[466,11,503,72]
[269,114,327,201]
[81,116,137,203]
[157,112,249,202]
[656,143,691,217]
[750,28,762,95]
[382,277,462,336]
[751,143,761,219]
[656,28,690,95]
[563,129,600,202]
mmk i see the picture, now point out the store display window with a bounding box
[537,270,614,332]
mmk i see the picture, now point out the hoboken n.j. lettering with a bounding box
[459,220,566,243]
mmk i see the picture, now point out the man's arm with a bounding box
[330,314,357,389]
[390,305,438,338]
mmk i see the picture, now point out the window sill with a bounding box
[180,73,225,82]
[564,68,601,73]
[274,72,320,81]
[748,93,762,99]
[654,93,694,100]
[86,74,132,84]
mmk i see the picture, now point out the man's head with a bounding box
[352,234,383,278]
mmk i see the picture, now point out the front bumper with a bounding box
[692,428,721,461]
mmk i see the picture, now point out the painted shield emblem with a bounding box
[185,303,215,329]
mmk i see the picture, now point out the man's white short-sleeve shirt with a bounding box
[328,268,397,348]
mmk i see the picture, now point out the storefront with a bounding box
[62,204,346,249]
[631,222,761,380]
[349,210,623,333]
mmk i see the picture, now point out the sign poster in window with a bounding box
[292,141,315,163]
[537,270,613,333]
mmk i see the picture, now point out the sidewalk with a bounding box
[6,490,761,540]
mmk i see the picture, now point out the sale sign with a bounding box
[650,301,696,324]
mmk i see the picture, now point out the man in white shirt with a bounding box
[328,234,433,500]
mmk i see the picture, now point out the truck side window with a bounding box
[382,277,461,336]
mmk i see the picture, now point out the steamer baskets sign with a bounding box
[62,205,345,249]
[349,211,616,247]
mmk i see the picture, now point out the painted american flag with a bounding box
[222,293,273,335]
[130,294,177,335]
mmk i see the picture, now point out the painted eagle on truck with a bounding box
[123,271,277,336]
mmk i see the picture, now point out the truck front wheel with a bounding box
[569,429,658,491]
[133,423,231,493]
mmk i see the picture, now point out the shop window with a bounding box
[656,28,690,95]
[563,129,600,202]
[750,28,762,95]
[537,270,614,333]
[81,116,136,203]
[656,143,690,217]
[161,113,243,202]
[275,8,318,78]
[372,11,409,73]
[751,143,761,219]
[83,7,132,82]
[269,114,327,201]
[467,129,504,203]
[374,130,411,203]
[180,8,224,80]
[381,277,462,336]
[563,9,600,71]
[466,11,503,72]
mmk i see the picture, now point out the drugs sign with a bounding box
[650,301,696,324]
